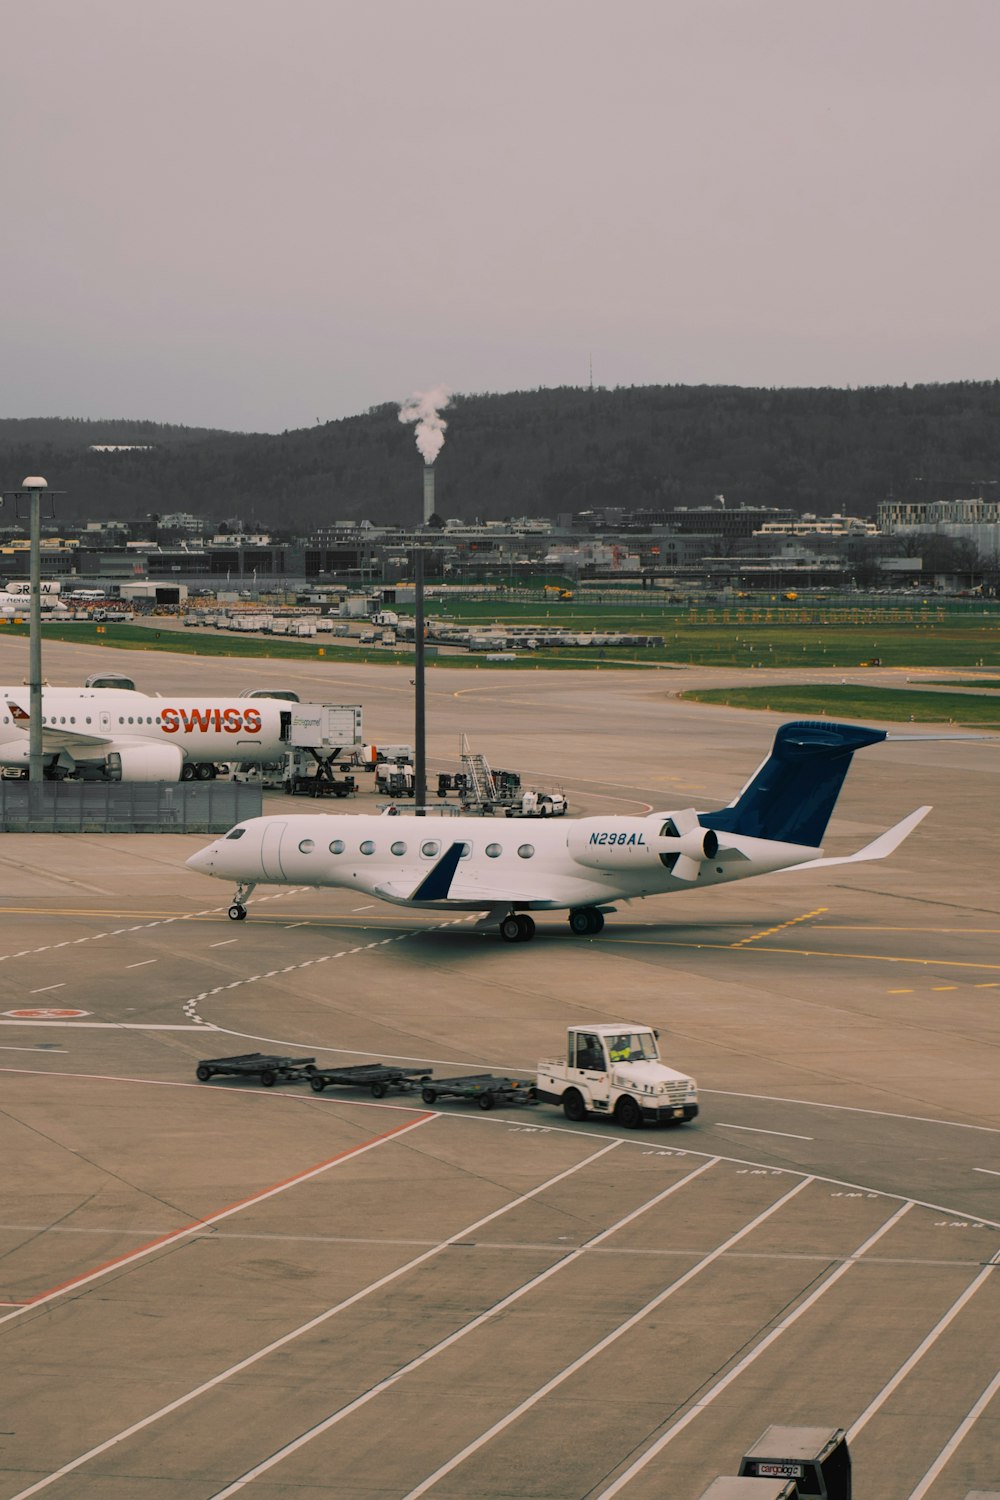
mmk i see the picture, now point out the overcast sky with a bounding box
[2,0,998,433]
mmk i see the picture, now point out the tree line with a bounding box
[1,382,998,532]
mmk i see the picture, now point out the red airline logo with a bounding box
[161,707,263,735]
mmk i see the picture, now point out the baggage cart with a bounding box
[419,1074,538,1111]
[308,1063,429,1098]
[195,1052,317,1087]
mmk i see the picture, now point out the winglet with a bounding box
[781,805,932,872]
[409,842,466,902]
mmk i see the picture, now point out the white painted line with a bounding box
[849,1262,996,1444]
[591,1203,913,1499]
[126,960,157,969]
[209,940,237,948]
[210,1160,725,1498]
[973,1166,1000,1177]
[28,985,65,995]
[0,1046,67,1053]
[904,1361,1000,1499]
[705,1087,1000,1134]
[0,1021,217,1031]
[716,1123,814,1140]
[399,1173,810,1500]
[6,1136,621,1500]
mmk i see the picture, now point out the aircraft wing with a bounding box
[775,806,931,871]
[6,702,111,750]
[373,841,612,911]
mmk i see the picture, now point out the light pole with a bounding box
[1,476,61,786]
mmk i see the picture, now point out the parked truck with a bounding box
[536,1023,698,1128]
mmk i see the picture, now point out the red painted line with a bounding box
[7,1111,434,1313]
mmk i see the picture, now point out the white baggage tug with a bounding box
[536,1023,699,1129]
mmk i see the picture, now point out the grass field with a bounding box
[680,684,1000,725]
[5,599,998,674]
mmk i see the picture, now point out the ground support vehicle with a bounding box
[419,1074,538,1111]
[308,1063,429,1097]
[505,789,567,817]
[536,1024,698,1128]
[376,763,414,798]
[195,1052,316,1087]
[287,770,356,798]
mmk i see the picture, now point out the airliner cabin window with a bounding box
[298,839,315,854]
[329,839,345,854]
[390,841,407,856]
[360,840,376,855]
[458,842,472,858]
[517,844,535,859]
[485,843,502,858]
[421,841,441,858]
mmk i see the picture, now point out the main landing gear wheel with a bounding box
[569,907,604,936]
[181,763,196,781]
[195,762,216,781]
[500,913,536,943]
[228,904,247,921]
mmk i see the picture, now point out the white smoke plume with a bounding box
[399,385,451,466]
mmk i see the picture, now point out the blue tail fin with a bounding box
[701,721,887,846]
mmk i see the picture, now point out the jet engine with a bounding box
[568,812,721,876]
[105,744,186,782]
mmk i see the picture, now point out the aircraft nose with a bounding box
[186,840,219,874]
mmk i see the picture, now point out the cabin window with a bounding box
[225,828,246,841]
[360,840,376,855]
[298,839,315,854]
[421,840,441,858]
[390,841,407,856]
[517,844,535,859]
[458,842,472,858]
[329,839,345,854]
[485,843,502,858]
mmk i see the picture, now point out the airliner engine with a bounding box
[106,744,186,781]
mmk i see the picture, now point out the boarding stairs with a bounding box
[460,734,497,807]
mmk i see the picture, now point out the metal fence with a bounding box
[0,779,262,833]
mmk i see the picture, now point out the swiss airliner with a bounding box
[0,686,297,780]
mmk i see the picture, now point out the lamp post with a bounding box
[1,476,61,786]
[413,548,426,814]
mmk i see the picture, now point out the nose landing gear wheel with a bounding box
[228,904,247,921]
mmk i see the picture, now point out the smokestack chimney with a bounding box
[423,465,435,525]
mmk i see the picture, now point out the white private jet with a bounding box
[0,686,299,780]
[187,720,933,942]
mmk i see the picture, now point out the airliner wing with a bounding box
[776,805,931,871]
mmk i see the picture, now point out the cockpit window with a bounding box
[225,827,246,840]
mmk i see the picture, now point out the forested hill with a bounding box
[1,383,998,531]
